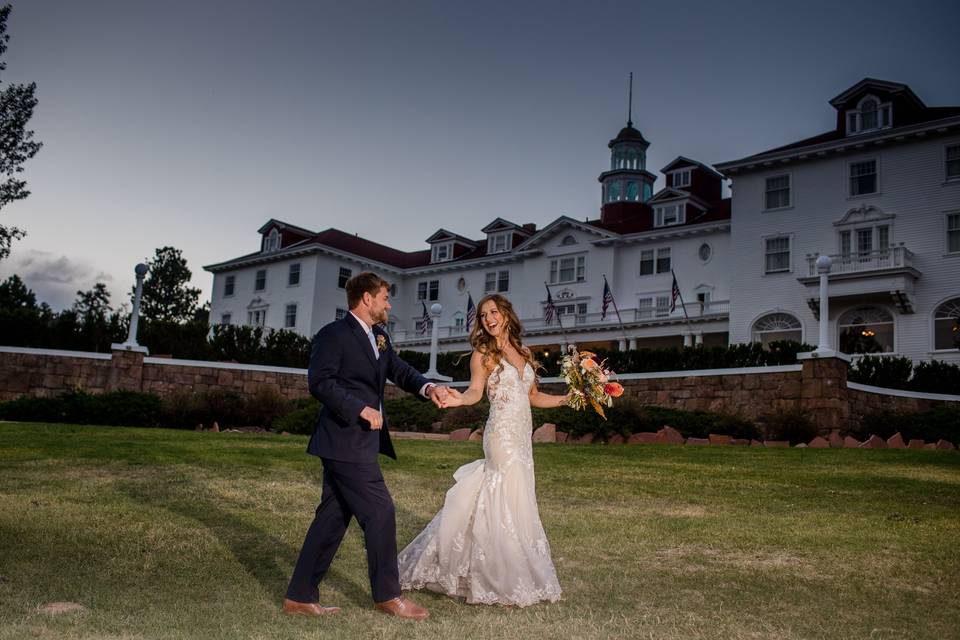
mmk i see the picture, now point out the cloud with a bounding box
[0,250,121,311]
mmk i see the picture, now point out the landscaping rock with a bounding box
[572,433,594,444]
[935,439,957,451]
[281,431,290,436]
[194,424,203,431]
[656,426,684,445]
[731,438,750,446]
[430,421,443,433]
[628,432,658,444]
[686,437,710,446]
[39,602,86,615]
[211,422,220,433]
[859,435,887,449]
[907,439,926,449]
[887,433,906,449]
[449,428,471,441]
[764,440,789,448]
[750,439,764,447]
[532,423,556,443]
[555,431,568,443]
[606,434,625,445]
[828,432,844,448]
[795,443,807,448]
[843,436,862,448]
[708,434,732,445]
[925,443,937,449]
[468,429,483,442]
[808,436,829,449]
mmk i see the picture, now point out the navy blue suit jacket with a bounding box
[306,315,430,462]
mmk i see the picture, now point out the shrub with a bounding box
[383,396,442,432]
[855,406,960,443]
[910,360,960,396]
[760,410,817,444]
[273,400,321,435]
[0,390,162,427]
[849,355,913,390]
[439,401,490,433]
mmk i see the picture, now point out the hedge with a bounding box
[849,356,960,395]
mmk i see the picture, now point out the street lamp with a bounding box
[112,263,150,353]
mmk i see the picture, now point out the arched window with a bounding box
[751,312,802,346]
[265,229,280,252]
[933,297,960,350]
[561,234,578,246]
[838,306,894,354]
[626,181,639,201]
[860,98,878,130]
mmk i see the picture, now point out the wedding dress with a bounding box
[398,360,562,607]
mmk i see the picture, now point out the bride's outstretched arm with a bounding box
[529,383,570,409]
[441,351,488,407]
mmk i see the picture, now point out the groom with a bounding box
[283,271,447,621]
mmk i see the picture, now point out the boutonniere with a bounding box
[376,334,388,352]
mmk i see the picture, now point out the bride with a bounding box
[397,294,569,607]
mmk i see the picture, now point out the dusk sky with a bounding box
[1,0,958,311]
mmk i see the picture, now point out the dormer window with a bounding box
[654,203,685,227]
[487,231,512,254]
[846,95,892,136]
[672,169,691,188]
[431,242,453,263]
[561,234,578,246]
[264,228,280,252]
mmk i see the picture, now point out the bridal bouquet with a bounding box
[559,345,623,419]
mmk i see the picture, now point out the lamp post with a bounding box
[424,303,452,382]
[815,254,833,355]
[112,263,150,353]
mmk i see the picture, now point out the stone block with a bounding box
[859,435,886,449]
[627,432,658,444]
[572,433,595,444]
[449,428,471,441]
[808,436,829,448]
[829,432,845,448]
[886,433,906,449]
[843,436,862,448]
[532,423,556,443]
[468,429,484,442]
[656,426,685,445]
[606,434,625,445]
[555,431,568,443]
[935,439,956,451]
[750,439,764,447]
[731,438,750,446]
[708,434,732,445]
[907,439,926,449]
[686,437,710,446]
[764,440,790,448]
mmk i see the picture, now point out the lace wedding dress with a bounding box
[398,361,562,607]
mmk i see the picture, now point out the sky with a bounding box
[1,0,958,311]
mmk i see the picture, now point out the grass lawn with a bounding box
[0,423,958,640]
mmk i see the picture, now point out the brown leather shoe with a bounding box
[282,598,341,616]
[374,596,429,620]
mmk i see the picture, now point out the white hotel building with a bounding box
[205,79,960,364]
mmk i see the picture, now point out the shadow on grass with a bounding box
[117,473,377,609]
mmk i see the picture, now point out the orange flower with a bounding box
[604,382,624,398]
[581,358,599,371]
[578,350,597,359]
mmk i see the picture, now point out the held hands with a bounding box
[425,384,451,409]
[359,406,383,430]
[439,387,464,408]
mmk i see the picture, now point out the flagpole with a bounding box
[543,281,569,348]
[603,274,630,348]
[671,269,697,345]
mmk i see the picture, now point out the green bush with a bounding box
[383,396,443,432]
[855,406,960,443]
[0,391,162,427]
[910,360,960,396]
[760,410,818,444]
[849,356,960,395]
[273,399,321,435]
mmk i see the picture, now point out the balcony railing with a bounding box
[390,299,729,343]
[805,246,914,278]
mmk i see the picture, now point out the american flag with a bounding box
[465,293,476,332]
[601,277,614,320]
[670,273,681,313]
[419,300,431,335]
[544,288,556,324]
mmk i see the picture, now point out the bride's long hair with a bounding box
[469,294,538,374]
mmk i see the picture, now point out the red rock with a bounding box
[656,426,685,445]
[708,434,732,445]
[935,439,957,451]
[731,438,750,446]
[194,424,203,431]
[925,443,937,449]
[764,440,789,448]
[468,429,483,442]
[281,431,290,436]
[628,432,658,444]
[907,439,926,449]
[686,437,710,446]
[808,436,829,448]
[795,443,808,448]
[859,435,887,449]
[829,432,845,448]
[886,433,906,449]
[532,423,556,443]
[555,431,568,443]
[572,433,594,444]
[210,422,220,433]
[449,428,471,441]
[750,439,764,447]
[843,436,862,448]
[606,434,625,444]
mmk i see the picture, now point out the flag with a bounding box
[544,288,556,324]
[419,300,431,335]
[670,273,681,313]
[601,277,614,320]
[465,293,476,332]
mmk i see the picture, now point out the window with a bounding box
[415,318,432,334]
[698,243,712,262]
[337,267,351,289]
[485,270,509,293]
[656,247,671,274]
[606,181,622,203]
[248,309,266,327]
[839,224,890,259]
[672,169,691,188]
[488,232,512,254]
[850,160,878,196]
[637,295,670,319]
[453,313,465,332]
[948,213,960,254]
[637,298,653,319]
[549,256,586,284]
[389,283,398,297]
[846,96,892,135]
[751,312,802,346]
[417,280,439,301]
[764,175,791,210]
[288,263,301,286]
[838,306,894,354]
[254,270,266,291]
[947,145,960,181]
[640,250,654,276]
[655,204,684,227]
[555,303,588,322]
[264,228,280,252]
[284,304,297,328]
[220,313,231,325]
[625,181,639,201]
[933,298,960,350]
[764,237,790,274]
[655,295,670,317]
[429,280,439,300]
[224,275,235,297]
[431,242,453,262]
[561,234,578,246]
[335,307,347,320]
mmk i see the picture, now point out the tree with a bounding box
[0,272,33,309]
[74,282,112,320]
[136,246,201,323]
[0,4,42,261]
